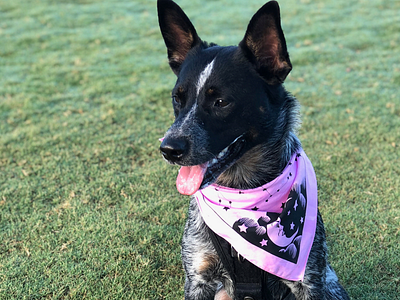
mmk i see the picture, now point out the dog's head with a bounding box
[158,0,295,195]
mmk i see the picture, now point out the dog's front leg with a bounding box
[181,198,233,300]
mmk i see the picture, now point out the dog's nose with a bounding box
[160,137,188,162]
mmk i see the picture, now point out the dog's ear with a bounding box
[239,1,292,84]
[157,0,202,75]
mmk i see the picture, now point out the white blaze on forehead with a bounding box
[180,103,197,131]
[196,59,215,96]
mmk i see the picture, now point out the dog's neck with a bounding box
[215,133,301,190]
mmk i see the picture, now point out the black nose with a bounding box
[160,137,188,162]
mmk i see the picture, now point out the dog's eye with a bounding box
[214,99,229,108]
[172,95,181,105]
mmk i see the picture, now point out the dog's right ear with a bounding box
[157,0,202,75]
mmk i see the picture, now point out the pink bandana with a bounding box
[193,149,318,281]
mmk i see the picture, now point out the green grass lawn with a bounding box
[0,0,399,299]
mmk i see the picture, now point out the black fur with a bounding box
[157,1,350,299]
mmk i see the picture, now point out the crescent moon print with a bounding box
[232,179,308,263]
[266,218,299,247]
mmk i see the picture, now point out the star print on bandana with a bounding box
[194,149,318,281]
[232,181,307,264]
[238,224,248,232]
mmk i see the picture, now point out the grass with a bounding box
[0,0,399,299]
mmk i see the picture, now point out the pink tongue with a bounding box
[176,163,208,195]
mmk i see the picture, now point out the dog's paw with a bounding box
[214,288,232,300]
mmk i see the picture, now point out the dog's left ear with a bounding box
[239,1,292,85]
[157,0,202,75]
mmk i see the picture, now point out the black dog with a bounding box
[158,1,350,299]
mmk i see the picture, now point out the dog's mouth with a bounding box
[176,135,246,195]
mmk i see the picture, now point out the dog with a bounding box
[157,1,350,299]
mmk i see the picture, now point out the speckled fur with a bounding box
[157,1,350,299]
[182,199,349,300]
